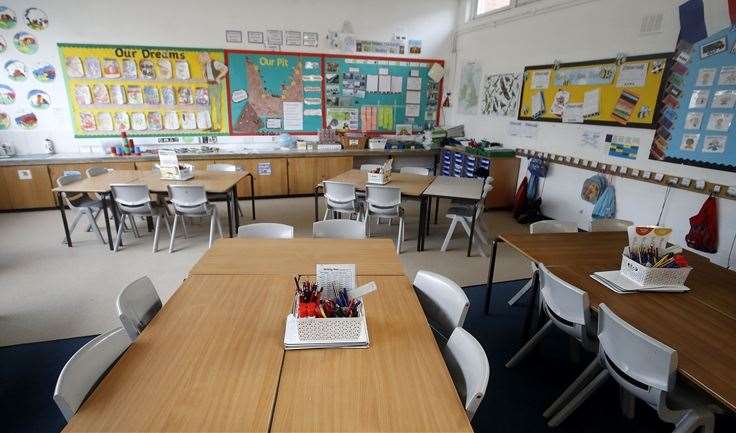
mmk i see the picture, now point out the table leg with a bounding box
[247,173,256,220]
[226,189,233,238]
[58,192,72,248]
[433,197,439,224]
[425,196,431,236]
[314,185,320,222]
[416,196,425,252]
[485,238,503,315]
[233,185,240,230]
[100,194,114,251]
[466,202,477,257]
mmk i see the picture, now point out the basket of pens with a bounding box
[621,226,692,287]
[293,277,366,341]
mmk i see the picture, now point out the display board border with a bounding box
[517,52,673,129]
[224,48,444,136]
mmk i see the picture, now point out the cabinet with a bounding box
[217,158,288,197]
[440,148,520,209]
[287,156,353,195]
[0,170,11,210]
[1,165,55,208]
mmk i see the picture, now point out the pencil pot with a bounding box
[620,247,692,287]
[295,299,366,341]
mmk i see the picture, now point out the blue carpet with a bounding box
[0,280,733,432]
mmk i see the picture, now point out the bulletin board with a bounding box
[226,50,323,134]
[58,43,230,138]
[518,53,671,128]
[323,55,442,133]
[649,27,736,173]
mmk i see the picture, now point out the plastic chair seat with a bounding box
[173,202,216,217]
[68,196,104,209]
[446,206,475,218]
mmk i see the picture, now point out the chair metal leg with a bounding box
[113,216,125,252]
[129,215,140,238]
[620,388,636,419]
[181,216,189,239]
[397,216,404,254]
[323,208,330,221]
[152,215,162,253]
[86,210,106,244]
[505,320,554,368]
[62,212,83,244]
[441,217,458,252]
[208,212,217,248]
[508,279,534,306]
[672,410,714,433]
[548,370,610,427]
[216,208,223,239]
[543,358,603,418]
[169,214,179,253]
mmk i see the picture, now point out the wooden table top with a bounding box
[62,274,294,432]
[271,276,473,433]
[190,238,405,276]
[323,169,435,197]
[547,264,736,412]
[423,176,484,200]
[52,169,246,194]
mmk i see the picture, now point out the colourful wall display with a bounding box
[226,50,322,134]
[518,54,671,128]
[649,27,736,173]
[58,43,230,137]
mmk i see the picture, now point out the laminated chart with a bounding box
[58,43,230,137]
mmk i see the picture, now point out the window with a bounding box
[476,0,512,16]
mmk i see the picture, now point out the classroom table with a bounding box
[483,231,736,413]
[314,169,435,247]
[52,169,254,249]
[420,176,484,256]
[190,238,405,276]
[62,240,472,432]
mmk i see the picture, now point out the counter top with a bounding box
[0,147,441,166]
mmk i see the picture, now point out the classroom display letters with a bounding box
[58,44,230,137]
[649,27,736,173]
[518,53,670,128]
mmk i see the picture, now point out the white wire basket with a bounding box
[367,171,391,185]
[293,298,367,341]
[620,247,691,287]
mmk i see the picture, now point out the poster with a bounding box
[481,72,521,116]
[457,61,481,115]
[58,43,230,137]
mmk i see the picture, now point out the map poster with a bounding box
[226,51,323,134]
[457,61,481,115]
[58,43,230,137]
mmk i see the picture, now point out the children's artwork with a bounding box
[114,112,130,131]
[24,8,48,30]
[712,90,736,109]
[684,112,703,129]
[718,65,736,85]
[0,6,17,29]
[96,112,113,131]
[102,58,121,78]
[13,32,38,54]
[32,63,55,82]
[121,59,137,79]
[196,111,212,129]
[702,135,726,153]
[0,36,6,53]
[680,133,699,151]
[143,86,160,105]
[611,90,639,125]
[0,85,15,105]
[14,111,37,129]
[79,112,96,131]
[163,111,179,129]
[126,86,143,104]
[550,90,570,116]
[695,68,716,86]
[689,89,709,108]
[139,59,156,80]
[130,112,147,130]
[181,112,197,129]
[161,87,175,105]
[5,60,27,81]
[84,57,101,79]
[66,57,84,78]
[74,85,92,105]
[0,111,10,129]
[481,73,521,117]
[457,61,481,115]
[109,85,125,104]
[147,112,163,130]
[175,60,190,80]
[194,87,209,105]
[326,107,359,130]
[28,90,50,109]
[157,59,172,79]
[705,113,732,132]
[606,134,640,160]
[177,87,193,105]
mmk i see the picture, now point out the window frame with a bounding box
[471,0,517,19]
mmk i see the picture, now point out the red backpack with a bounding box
[513,176,528,220]
[685,196,718,254]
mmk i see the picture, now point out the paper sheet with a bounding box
[391,76,403,93]
[283,102,303,130]
[428,63,445,82]
[531,70,550,89]
[378,75,391,93]
[405,104,420,117]
[316,264,356,293]
[366,74,378,92]
[406,90,421,104]
[562,102,583,123]
[616,62,648,87]
[582,88,600,118]
[407,76,421,91]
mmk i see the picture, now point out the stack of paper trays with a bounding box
[283,314,370,350]
[591,271,689,294]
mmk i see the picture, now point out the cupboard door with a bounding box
[319,157,353,180]
[486,157,520,209]
[0,170,11,210]
[287,158,320,195]
[135,161,157,172]
[219,158,288,197]
[2,165,55,209]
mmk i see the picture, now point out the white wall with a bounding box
[0,0,458,153]
[448,0,736,267]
